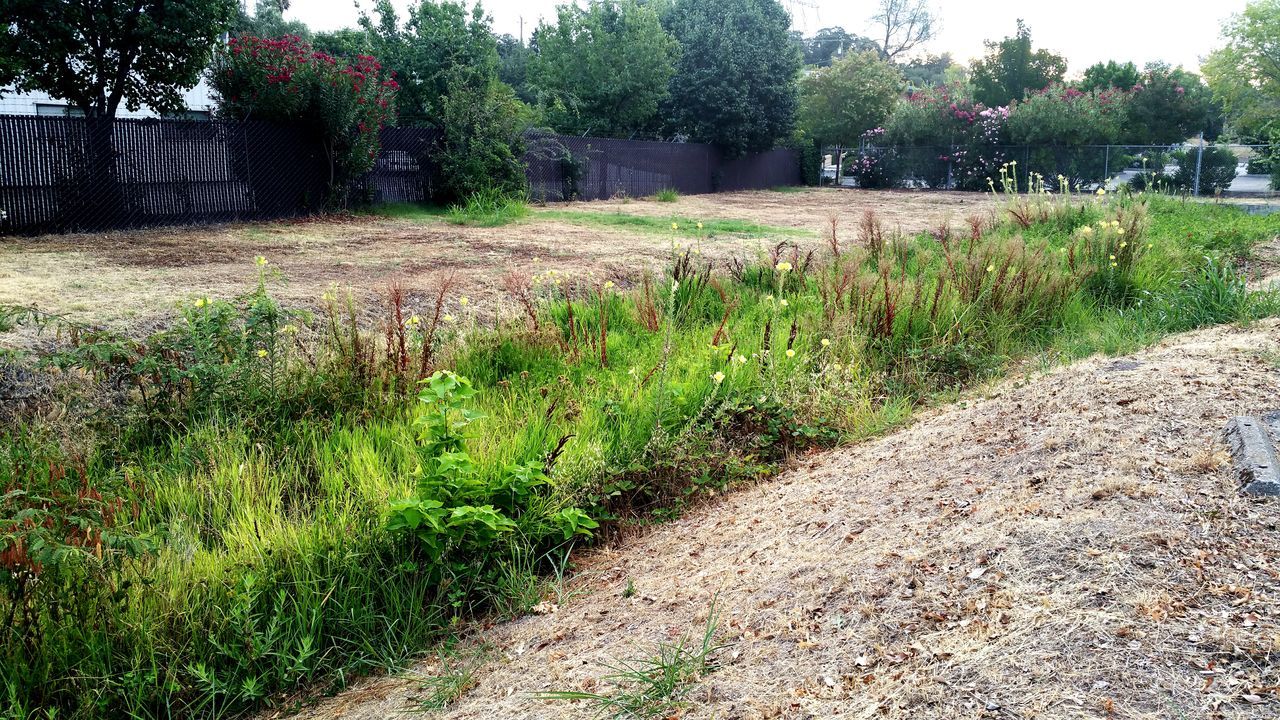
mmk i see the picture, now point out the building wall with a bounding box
[0,78,217,118]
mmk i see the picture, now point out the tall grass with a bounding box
[446,188,530,227]
[2,194,1277,719]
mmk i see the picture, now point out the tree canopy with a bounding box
[1203,0,1280,140]
[798,51,903,145]
[664,0,802,155]
[969,19,1066,108]
[528,0,678,137]
[1079,60,1141,92]
[0,0,237,118]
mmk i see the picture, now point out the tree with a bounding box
[1124,63,1222,143]
[210,35,399,204]
[798,50,902,146]
[1079,60,1141,92]
[232,0,310,39]
[528,0,678,137]
[0,0,237,118]
[870,0,937,61]
[665,0,802,155]
[969,19,1066,108]
[798,26,878,67]
[1203,0,1280,141]
[902,53,954,89]
[356,0,500,125]
[348,0,526,200]
[496,33,533,103]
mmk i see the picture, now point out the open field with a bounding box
[0,189,996,346]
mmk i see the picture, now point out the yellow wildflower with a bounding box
[820,338,831,347]
[779,299,789,308]
[257,349,268,358]
[776,261,793,272]
[712,371,725,384]
[443,314,456,323]
[254,255,268,266]
[195,297,206,308]
[459,296,469,306]
[785,349,796,358]
[671,223,679,230]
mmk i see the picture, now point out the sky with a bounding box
[281,0,1249,76]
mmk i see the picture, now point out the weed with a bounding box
[533,599,727,718]
[446,188,530,227]
[653,188,679,203]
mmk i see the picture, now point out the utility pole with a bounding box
[520,16,524,45]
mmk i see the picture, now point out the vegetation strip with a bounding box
[1,192,1278,718]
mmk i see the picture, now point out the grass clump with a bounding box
[653,188,679,203]
[1,191,1278,719]
[446,187,530,226]
[541,210,809,239]
[534,600,726,718]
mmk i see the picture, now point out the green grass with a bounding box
[653,188,679,203]
[769,185,806,193]
[446,188,531,227]
[366,201,449,221]
[2,193,1278,719]
[539,209,811,238]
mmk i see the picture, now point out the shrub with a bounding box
[434,69,528,203]
[882,86,1010,190]
[210,35,398,207]
[1173,145,1239,194]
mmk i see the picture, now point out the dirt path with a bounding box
[281,320,1280,720]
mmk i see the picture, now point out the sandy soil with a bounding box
[279,320,1280,720]
[0,189,995,347]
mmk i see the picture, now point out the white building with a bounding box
[0,78,217,119]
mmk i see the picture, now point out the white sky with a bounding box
[283,0,1248,76]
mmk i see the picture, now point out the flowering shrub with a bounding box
[882,86,1010,190]
[211,35,398,205]
[1005,84,1130,188]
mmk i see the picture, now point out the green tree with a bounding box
[1125,63,1221,143]
[496,33,533,102]
[798,50,903,146]
[528,0,678,137]
[0,0,237,118]
[232,0,309,39]
[665,0,802,155]
[902,53,955,89]
[357,0,500,125]
[1079,60,1141,92]
[969,19,1067,108]
[1203,0,1280,140]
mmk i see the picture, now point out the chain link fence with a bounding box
[0,116,801,235]
[823,143,1277,197]
[524,131,799,202]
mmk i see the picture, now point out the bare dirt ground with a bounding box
[280,320,1280,720]
[0,189,994,347]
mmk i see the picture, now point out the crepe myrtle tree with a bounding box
[210,35,399,206]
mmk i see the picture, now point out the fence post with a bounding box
[1193,133,1205,197]
[1103,145,1110,188]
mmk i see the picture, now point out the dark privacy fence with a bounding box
[524,132,800,202]
[0,116,799,235]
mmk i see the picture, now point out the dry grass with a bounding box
[276,320,1280,720]
[0,189,995,348]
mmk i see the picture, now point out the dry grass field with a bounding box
[0,188,996,346]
